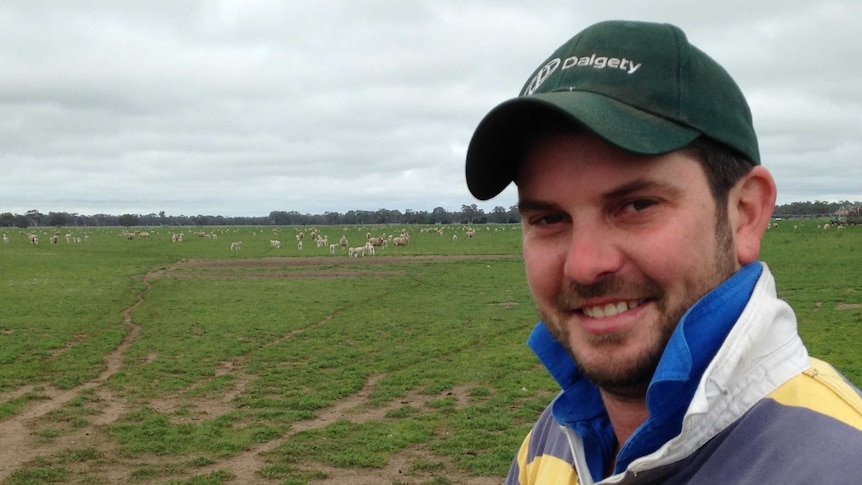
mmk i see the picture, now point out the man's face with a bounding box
[517,131,739,398]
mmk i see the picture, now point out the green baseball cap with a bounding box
[465,20,760,200]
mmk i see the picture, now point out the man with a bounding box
[465,20,862,484]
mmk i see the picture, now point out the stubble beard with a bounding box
[540,215,738,400]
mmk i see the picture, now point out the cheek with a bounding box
[523,246,562,303]
[637,224,717,287]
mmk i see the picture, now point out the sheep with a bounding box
[2,234,8,244]
[393,235,409,247]
[453,234,458,241]
[270,240,281,248]
[823,223,831,231]
[230,241,242,250]
[365,242,375,256]
[365,235,386,249]
[339,235,348,248]
[465,227,476,238]
[28,233,39,244]
[329,243,338,254]
[349,246,365,258]
[64,233,72,243]
[297,240,303,250]
[50,234,59,244]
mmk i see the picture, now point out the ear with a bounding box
[729,166,776,265]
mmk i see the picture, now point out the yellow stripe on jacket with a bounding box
[767,357,862,431]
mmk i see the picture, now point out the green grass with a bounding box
[1,221,860,483]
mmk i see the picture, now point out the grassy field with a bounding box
[0,221,859,484]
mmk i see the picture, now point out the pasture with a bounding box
[0,221,860,484]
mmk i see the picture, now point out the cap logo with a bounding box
[562,54,642,74]
[523,54,643,96]
[523,58,560,95]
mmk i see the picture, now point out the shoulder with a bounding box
[661,377,862,485]
[504,400,579,485]
[768,357,862,431]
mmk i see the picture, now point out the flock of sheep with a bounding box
[237,227,419,257]
[3,231,90,245]
[767,221,846,231]
[7,221,853,252]
[211,225,483,256]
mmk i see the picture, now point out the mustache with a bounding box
[554,276,664,310]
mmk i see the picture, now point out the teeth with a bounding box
[583,300,640,318]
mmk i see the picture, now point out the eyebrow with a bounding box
[603,178,684,201]
[516,198,559,214]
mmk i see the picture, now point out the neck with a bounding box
[600,389,649,454]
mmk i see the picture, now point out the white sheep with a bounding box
[297,240,303,250]
[2,234,9,244]
[270,240,281,248]
[349,246,365,258]
[329,243,337,254]
[230,241,242,250]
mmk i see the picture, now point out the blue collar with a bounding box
[527,262,763,480]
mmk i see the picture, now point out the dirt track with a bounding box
[0,255,511,484]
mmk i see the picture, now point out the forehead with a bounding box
[516,131,707,197]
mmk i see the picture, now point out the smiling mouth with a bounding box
[582,300,642,318]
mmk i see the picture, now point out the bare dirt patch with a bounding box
[0,255,513,484]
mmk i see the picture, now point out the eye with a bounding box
[530,212,568,226]
[621,199,658,214]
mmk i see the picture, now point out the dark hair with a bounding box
[681,136,756,218]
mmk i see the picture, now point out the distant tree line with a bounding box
[770,200,861,219]
[3,200,859,228]
[0,204,521,228]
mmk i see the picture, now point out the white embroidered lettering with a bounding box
[562,56,579,69]
[566,53,641,74]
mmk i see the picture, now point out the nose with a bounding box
[563,227,624,285]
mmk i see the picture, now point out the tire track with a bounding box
[0,273,151,480]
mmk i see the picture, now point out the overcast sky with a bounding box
[2,1,860,217]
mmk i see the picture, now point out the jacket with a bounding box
[505,262,862,484]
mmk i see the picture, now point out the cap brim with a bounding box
[466,91,701,200]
